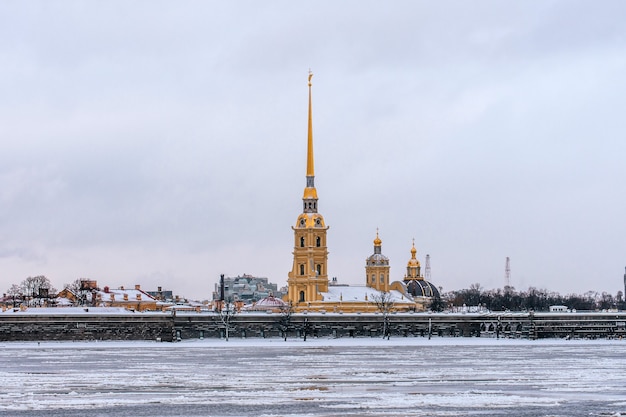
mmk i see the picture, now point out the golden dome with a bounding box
[373,230,382,246]
[407,240,421,267]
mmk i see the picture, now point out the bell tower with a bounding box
[365,230,390,292]
[287,72,329,306]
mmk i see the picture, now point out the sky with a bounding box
[1,1,625,300]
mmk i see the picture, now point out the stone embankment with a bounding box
[1,307,625,341]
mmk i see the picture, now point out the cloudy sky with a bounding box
[1,1,625,300]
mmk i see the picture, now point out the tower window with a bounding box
[371,275,375,283]
[299,291,305,302]
[380,274,384,283]
[300,236,305,247]
[316,264,321,275]
[316,236,321,247]
[300,264,305,275]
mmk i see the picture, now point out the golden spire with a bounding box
[302,70,318,210]
[307,70,314,177]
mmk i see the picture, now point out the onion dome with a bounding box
[404,239,422,280]
[407,240,421,268]
[367,230,389,266]
[373,230,382,247]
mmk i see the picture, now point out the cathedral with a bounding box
[285,73,439,313]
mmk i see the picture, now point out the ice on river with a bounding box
[1,337,625,417]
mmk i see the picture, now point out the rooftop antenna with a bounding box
[505,257,511,288]
[425,254,431,281]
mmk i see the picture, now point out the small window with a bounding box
[316,236,321,247]
[316,264,322,275]
[299,291,305,302]
[300,236,305,247]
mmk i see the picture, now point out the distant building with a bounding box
[94,284,157,311]
[213,274,284,303]
[146,286,174,301]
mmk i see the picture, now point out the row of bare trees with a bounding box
[5,276,57,307]
[443,283,626,312]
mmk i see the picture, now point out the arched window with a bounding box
[380,274,384,283]
[371,274,375,283]
[316,264,322,275]
[299,291,305,302]
[300,236,305,247]
[300,264,305,275]
[316,236,321,247]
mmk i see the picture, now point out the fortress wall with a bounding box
[2,311,625,341]
[0,313,175,342]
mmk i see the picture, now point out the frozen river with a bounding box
[1,337,625,417]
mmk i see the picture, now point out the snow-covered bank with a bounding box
[1,335,624,350]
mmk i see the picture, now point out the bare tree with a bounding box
[277,301,293,341]
[216,299,237,341]
[371,291,395,339]
[7,284,22,308]
[20,276,55,306]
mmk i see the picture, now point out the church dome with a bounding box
[367,253,389,266]
[406,279,440,298]
[245,295,287,312]
[406,241,421,268]
[367,230,388,265]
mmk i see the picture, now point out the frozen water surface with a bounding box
[1,338,625,417]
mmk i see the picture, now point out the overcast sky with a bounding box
[1,1,625,300]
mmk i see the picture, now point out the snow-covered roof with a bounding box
[96,288,156,302]
[320,286,412,303]
[243,295,287,311]
[55,297,74,306]
[0,307,146,315]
